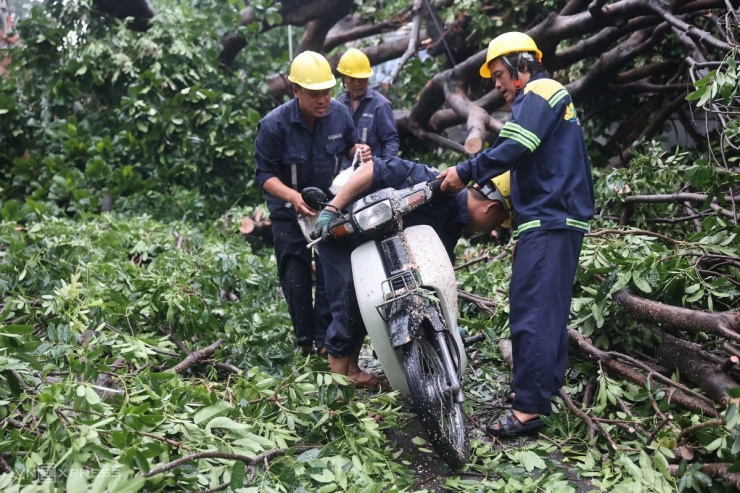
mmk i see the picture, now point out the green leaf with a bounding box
[66,464,89,493]
[231,461,246,489]
[0,325,35,336]
[685,86,707,102]
[411,436,427,446]
[194,401,233,426]
[513,450,546,471]
[632,274,652,293]
[684,284,701,294]
[133,449,150,475]
[654,450,671,479]
[90,463,113,493]
[85,387,102,405]
[310,469,336,483]
[111,477,146,493]
[591,302,605,328]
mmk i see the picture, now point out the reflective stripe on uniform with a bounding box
[500,122,540,153]
[513,220,541,237]
[565,218,590,231]
[548,89,569,108]
[513,218,589,237]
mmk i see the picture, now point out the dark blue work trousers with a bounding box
[316,238,367,357]
[271,216,330,349]
[509,228,584,415]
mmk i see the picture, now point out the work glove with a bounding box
[314,209,340,239]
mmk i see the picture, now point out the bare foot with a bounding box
[348,369,376,385]
[347,369,390,389]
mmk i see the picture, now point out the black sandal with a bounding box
[486,409,545,437]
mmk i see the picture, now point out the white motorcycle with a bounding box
[303,180,470,469]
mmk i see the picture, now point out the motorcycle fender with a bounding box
[387,297,427,348]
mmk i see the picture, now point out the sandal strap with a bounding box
[493,409,524,433]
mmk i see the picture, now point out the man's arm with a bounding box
[328,160,374,211]
[263,177,316,217]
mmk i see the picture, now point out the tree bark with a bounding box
[93,0,154,31]
[668,463,740,489]
[656,340,739,406]
[568,328,719,417]
[168,340,223,374]
[613,288,740,343]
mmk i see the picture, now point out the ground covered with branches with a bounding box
[0,0,739,492]
[0,148,738,492]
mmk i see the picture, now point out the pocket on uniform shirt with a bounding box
[282,148,307,189]
[325,140,347,176]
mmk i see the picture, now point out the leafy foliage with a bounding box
[0,0,263,222]
[0,214,416,491]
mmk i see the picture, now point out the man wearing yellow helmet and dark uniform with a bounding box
[439,32,595,437]
[336,48,400,160]
[254,51,372,358]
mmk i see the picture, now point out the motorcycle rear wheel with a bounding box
[403,328,470,469]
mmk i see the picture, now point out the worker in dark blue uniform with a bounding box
[439,32,595,437]
[314,156,512,387]
[254,51,371,356]
[336,48,400,160]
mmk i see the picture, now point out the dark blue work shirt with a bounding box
[456,72,594,237]
[370,156,468,263]
[254,98,357,219]
[338,88,400,159]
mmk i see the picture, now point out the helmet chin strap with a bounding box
[502,53,525,94]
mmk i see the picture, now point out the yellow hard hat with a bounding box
[288,51,336,90]
[476,171,512,228]
[480,32,543,78]
[337,48,374,79]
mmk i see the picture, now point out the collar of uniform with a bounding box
[529,72,548,83]
[455,188,470,226]
[340,87,373,104]
[514,71,548,103]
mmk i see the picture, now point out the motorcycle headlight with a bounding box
[354,199,393,231]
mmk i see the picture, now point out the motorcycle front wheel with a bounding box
[402,327,470,469]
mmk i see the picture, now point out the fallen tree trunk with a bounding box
[656,340,739,406]
[568,328,719,417]
[613,288,740,343]
[668,463,740,489]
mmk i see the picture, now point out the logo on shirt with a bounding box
[362,113,374,119]
[328,133,342,140]
[564,103,580,124]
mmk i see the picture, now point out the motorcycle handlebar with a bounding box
[428,178,444,196]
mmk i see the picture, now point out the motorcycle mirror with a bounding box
[301,187,328,211]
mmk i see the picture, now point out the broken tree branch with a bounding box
[168,339,223,374]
